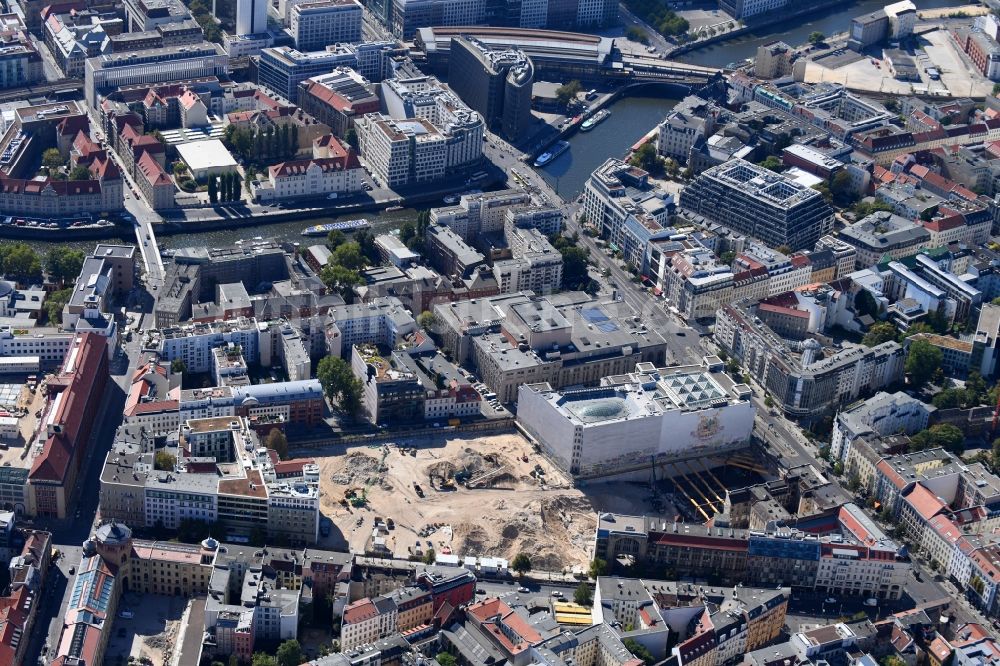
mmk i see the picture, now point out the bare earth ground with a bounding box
[316,432,651,571]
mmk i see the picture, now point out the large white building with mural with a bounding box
[516,357,756,480]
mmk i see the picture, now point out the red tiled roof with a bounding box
[269,154,360,178]
[136,150,171,187]
[29,334,108,484]
[905,483,948,522]
[343,598,378,625]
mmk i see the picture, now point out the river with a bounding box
[536,95,679,199]
[675,0,971,69]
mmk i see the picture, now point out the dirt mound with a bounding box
[330,453,383,485]
[427,461,456,481]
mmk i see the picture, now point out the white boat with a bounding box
[534,141,569,167]
[581,109,610,132]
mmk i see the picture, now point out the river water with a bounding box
[674,0,971,68]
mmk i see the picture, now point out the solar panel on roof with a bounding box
[580,307,618,333]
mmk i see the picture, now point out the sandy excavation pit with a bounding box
[317,432,599,570]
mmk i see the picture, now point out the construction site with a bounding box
[315,431,771,569]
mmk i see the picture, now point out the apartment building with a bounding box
[714,302,905,419]
[594,503,909,600]
[342,596,399,650]
[100,416,320,543]
[326,297,417,358]
[430,189,532,241]
[830,391,933,462]
[662,249,734,322]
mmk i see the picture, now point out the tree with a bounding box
[423,547,436,564]
[208,175,218,203]
[511,552,531,575]
[46,247,85,285]
[232,172,243,201]
[905,338,942,389]
[171,359,187,374]
[418,310,439,332]
[880,655,906,666]
[626,27,649,44]
[252,654,278,666]
[320,263,363,301]
[829,170,856,205]
[853,200,894,217]
[574,583,592,606]
[279,125,290,158]
[863,321,897,347]
[173,162,188,177]
[327,229,346,250]
[155,451,176,471]
[808,31,825,45]
[910,424,965,454]
[266,428,288,459]
[69,165,92,181]
[436,654,457,666]
[332,242,365,271]
[588,558,608,578]
[555,80,582,106]
[44,288,72,325]
[623,638,655,666]
[855,289,879,319]
[345,127,359,149]
[42,148,63,171]
[719,250,736,265]
[758,156,783,172]
[0,244,42,283]
[316,355,363,414]
[229,656,239,666]
[992,437,1000,470]
[276,639,303,666]
[629,142,663,175]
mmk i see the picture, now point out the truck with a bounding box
[448,418,461,427]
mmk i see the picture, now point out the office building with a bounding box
[357,69,483,187]
[680,159,835,251]
[84,42,229,108]
[290,0,363,51]
[298,68,380,137]
[447,36,533,140]
[518,359,754,479]
[433,293,668,403]
[430,189,532,241]
[582,158,673,274]
[252,136,363,202]
[385,0,616,38]
[257,45,356,102]
[237,0,268,35]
